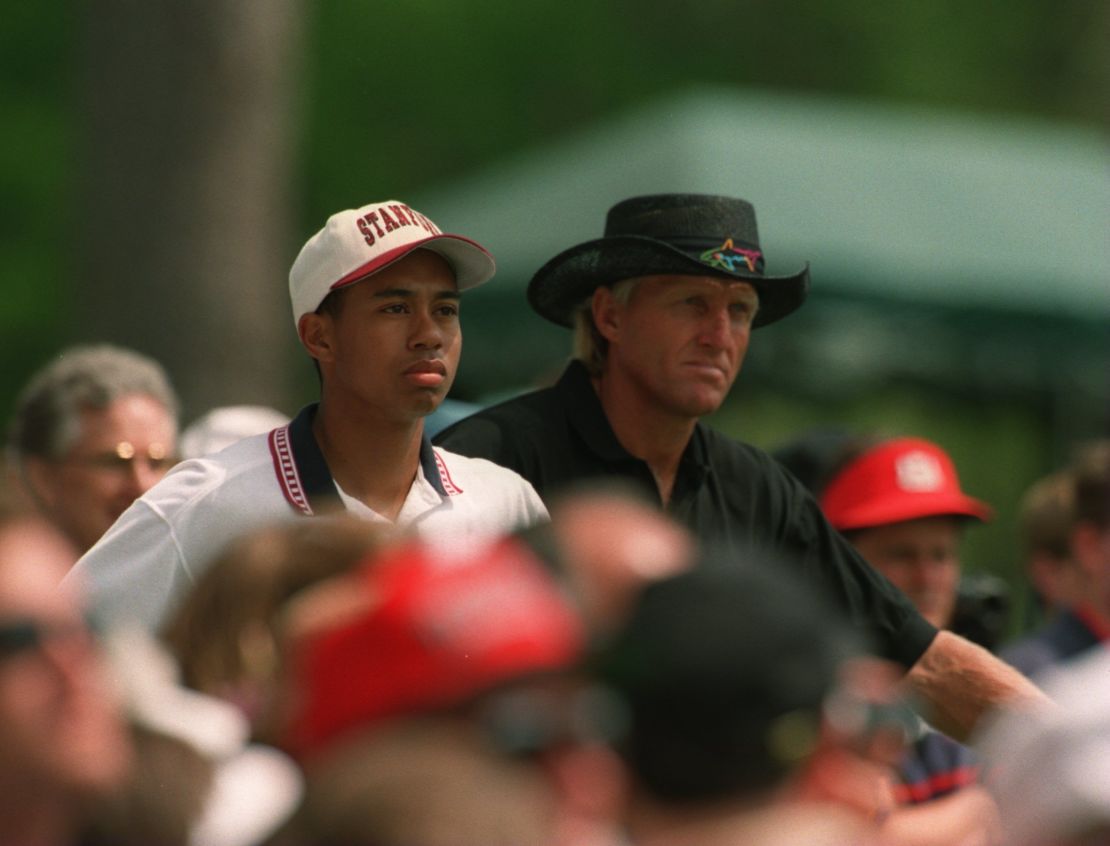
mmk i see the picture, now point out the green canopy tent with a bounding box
[415,86,1108,418]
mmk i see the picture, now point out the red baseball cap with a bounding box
[820,437,993,531]
[283,536,585,760]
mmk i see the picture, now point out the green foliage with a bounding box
[294,0,1106,234]
[0,0,73,425]
[296,0,659,229]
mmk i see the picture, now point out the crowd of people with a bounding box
[2,193,1107,845]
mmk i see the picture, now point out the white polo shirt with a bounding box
[66,404,548,632]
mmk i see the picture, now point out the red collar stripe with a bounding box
[894,764,981,804]
[269,426,313,515]
[433,449,463,497]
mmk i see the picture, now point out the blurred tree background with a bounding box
[2,0,1107,632]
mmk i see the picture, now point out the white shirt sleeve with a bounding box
[65,497,195,632]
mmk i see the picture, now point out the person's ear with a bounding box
[591,287,622,344]
[298,313,335,364]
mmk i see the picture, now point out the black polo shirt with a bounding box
[435,360,937,668]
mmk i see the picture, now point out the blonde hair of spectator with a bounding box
[161,516,388,739]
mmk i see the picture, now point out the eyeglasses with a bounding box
[64,441,176,473]
[0,617,95,661]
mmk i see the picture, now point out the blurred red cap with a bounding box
[283,535,584,759]
[820,437,993,531]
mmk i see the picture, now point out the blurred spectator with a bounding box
[977,646,1110,846]
[276,534,584,759]
[1001,440,1110,679]
[0,494,132,845]
[271,716,562,846]
[180,405,290,460]
[777,432,1004,844]
[7,344,179,556]
[1017,469,1082,621]
[67,200,545,632]
[774,429,1010,649]
[268,534,599,846]
[819,436,993,632]
[768,424,860,492]
[161,516,387,742]
[592,557,901,846]
[87,629,302,846]
[524,482,695,635]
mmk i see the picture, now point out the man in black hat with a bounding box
[436,193,1047,740]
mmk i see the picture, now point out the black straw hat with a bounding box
[527,193,810,328]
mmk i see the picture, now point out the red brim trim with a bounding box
[331,234,492,292]
[829,495,993,531]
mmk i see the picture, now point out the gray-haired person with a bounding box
[8,344,180,556]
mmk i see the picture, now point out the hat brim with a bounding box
[527,235,809,328]
[832,493,994,532]
[334,233,496,295]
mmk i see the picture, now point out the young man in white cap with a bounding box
[67,200,547,632]
[437,193,1047,742]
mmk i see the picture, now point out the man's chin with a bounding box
[408,391,448,422]
[676,389,728,419]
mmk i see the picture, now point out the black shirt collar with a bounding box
[556,361,639,464]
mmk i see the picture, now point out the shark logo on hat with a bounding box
[700,239,764,274]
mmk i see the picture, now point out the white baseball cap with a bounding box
[288,200,496,326]
[180,405,290,459]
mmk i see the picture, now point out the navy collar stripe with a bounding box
[270,404,454,516]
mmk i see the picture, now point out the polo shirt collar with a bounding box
[556,361,638,463]
[272,404,448,516]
